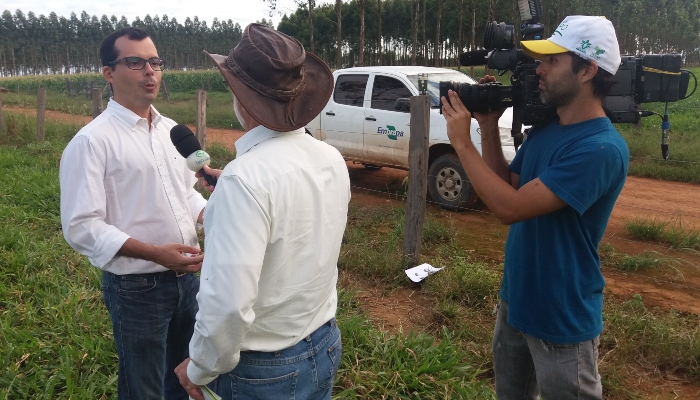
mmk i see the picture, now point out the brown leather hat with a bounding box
[205,24,333,132]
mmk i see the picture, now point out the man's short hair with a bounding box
[570,52,617,99]
[100,27,151,68]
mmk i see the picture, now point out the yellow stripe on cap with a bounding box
[520,40,569,59]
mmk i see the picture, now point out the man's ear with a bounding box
[581,61,599,83]
[103,65,113,83]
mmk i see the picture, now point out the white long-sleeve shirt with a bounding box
[187,126,351,385]
[59,100,207,274]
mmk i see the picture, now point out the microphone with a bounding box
[170,124,217,186]
[458,49,490,67]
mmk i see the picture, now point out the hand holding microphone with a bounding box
[170,125,217,186]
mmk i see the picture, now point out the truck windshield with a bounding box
[407,72,477,107]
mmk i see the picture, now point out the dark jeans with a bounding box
[492,301,602,400]
[211,318,342,400]
[102,270,199,400]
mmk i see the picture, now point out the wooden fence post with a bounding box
[161,79,169,102]
[402,93,430,268]
[196,89,207,150]
[91,87,103,118]
[36,88,46,142]
[0,92,4,136]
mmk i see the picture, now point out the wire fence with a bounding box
[344,163,700,298]
[1,92,698,302]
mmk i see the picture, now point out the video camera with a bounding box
[440,0,696,158]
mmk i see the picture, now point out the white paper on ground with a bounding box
[404,263,443,282]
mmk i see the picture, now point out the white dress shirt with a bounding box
[187,126,351,385]
[60,99,207,274]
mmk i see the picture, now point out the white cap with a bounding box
[520,16,621,75]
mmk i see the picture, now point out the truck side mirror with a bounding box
[395,98,411,113]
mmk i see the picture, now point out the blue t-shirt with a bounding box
[502,117,629,344]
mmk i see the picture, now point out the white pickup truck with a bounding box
[305,66,518,210]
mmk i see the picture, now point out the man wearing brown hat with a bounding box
[174,24,350,400]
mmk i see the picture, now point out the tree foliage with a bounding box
[1,0,699,77]
[0,10,243,76]
[277,0,700,68]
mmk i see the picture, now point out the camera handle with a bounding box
[511,101,525,151]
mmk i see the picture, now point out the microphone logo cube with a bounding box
[186,150,211,171]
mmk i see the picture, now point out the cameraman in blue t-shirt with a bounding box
[441,16,629,399]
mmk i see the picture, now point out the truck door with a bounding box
[363,74,414,168]
[320,74,369,160]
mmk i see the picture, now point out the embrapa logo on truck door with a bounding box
[377,125,405,140]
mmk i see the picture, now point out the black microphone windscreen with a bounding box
[170,125,201,158]
[459,49,490,67]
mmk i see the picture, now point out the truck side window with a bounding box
[371,76,413,112]
[334,74,369,107]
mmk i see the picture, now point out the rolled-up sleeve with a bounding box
[59,136,129,268]
[187,174,270,385]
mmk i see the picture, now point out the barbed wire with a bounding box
[348,175,700,294]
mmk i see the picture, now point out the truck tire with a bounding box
[427,153,479,211]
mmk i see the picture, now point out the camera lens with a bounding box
[439,80,513,113]
[483,21,515,50]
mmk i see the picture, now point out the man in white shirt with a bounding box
[59,27,206,400]
[174,24,350,400]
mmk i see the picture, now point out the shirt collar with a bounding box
[106,99,163,128]
[234,126,304,156]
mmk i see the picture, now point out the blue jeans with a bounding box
[102,270,199,400]
[211,318,342,400]
[492,301,602,400]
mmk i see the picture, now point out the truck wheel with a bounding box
[427,153,479,211]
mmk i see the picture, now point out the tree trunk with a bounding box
[422,0,427,65]
[376,0,382,65]
[359,0,365,66]
[471,3,476,77]
[411,0,419,65]
[433,0,442,67]
[307,0,315,54]
[458,0,464,71]
[336,0,342,68]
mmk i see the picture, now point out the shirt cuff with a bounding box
[90,227,130,268]
[187,360,219,386]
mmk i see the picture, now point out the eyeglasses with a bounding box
[109,57,165,71]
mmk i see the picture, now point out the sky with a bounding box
[2,0,328,29]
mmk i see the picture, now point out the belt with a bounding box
[103,269,190,280]
[140,270,190,279]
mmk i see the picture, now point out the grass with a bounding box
[3,66,700,183]
[0,113,498,398]
[602,295,700,388]
[626,217,700,250]
[1,79,700,398]
[335,289,495,399]
[339,199,700,398]
[0,89,242,130]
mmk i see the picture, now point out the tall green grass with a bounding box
[0,114,499,398]
[335,289,495,399]
[626,217,700,250]
[0,70,229,93]
[339,198,700,398]
[0,90,241,130]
